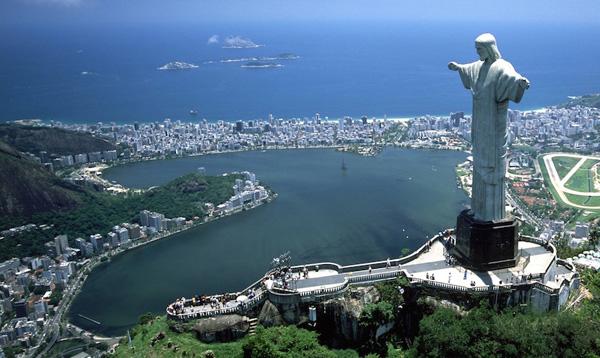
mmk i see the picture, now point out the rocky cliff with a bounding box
[193,314,250,343]
[317,286,380,345]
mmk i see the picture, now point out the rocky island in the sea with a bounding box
[276,52,300,60]
[157,61,199,71]
[241,61,283,69]
[222,35,263,49]
[206,53,299,65]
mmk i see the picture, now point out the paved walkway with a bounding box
[255,241,556,295]
[168,236,576,320]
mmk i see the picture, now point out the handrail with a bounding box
[289,262,342,272]
[167,233,576,321]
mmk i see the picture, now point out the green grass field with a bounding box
[552,156,581,179]
[114,316,245,358]
[539,156,600,212]
[539,157,569,208]
[113,316,360,358]
[570,210,600,224]
[565,193,600,207]
[563,159,600,193]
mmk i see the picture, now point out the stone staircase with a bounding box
[247,318,259,335]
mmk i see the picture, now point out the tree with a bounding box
[360,302,395,329]
[242,326,336,358]
[375,277,408,312]
[49,288,63,306]
[411,307,470,357]
[138,312,155,325]
[589,228,600,249]
[410,300,600,358]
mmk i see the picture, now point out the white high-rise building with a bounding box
[107,232,119,247]
[54,235,69,256]
[117,227,129,242]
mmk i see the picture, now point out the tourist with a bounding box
[368,265,372,274]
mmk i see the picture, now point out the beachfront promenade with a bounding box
[166,231,579,321]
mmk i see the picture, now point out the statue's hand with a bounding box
[448,62,460,71]
[519,77,530,89]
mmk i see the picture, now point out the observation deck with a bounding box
[166,231,579,321]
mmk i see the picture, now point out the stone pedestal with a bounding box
[452,209,518,271]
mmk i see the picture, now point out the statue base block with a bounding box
[452,209,519,271]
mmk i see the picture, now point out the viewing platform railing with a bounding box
[167,230,576,321]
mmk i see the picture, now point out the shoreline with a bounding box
[64,178,276,339]
[66,145,465,338]
[9,104,557,127]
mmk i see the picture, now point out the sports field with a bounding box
[540,153,600,211]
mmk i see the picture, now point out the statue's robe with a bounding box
[457,59,527,222]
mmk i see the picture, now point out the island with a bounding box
[276,52,300,60]
[241,61,283,69]
[157,61,199,71]
[222,36,263,49]
[222,54,298,63]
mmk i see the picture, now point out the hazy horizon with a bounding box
[2,0,600,26]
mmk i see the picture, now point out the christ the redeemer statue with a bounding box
[449,33,529,222]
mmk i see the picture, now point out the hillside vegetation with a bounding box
[561,93,600,109]
[0,141,82,217]
[0,123,114,156]
[0,173,240,261]
[0,124,117,217]
[117,270,600,358]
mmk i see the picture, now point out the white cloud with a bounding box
[207,35,219,45]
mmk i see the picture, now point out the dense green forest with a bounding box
[0,173,241,261]
[115,270,600,357]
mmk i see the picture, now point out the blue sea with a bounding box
[1,21,599,124]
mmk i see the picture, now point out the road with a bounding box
[506,191,545,231]
[30,258,92,358]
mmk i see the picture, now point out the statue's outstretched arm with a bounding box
[519,77,530,89]
[448,61,461,71]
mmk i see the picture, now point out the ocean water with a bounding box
[1,21,599,124]
[68,148,467,335]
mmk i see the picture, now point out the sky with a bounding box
[2,0,600,26]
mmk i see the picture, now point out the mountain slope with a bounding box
[561,94,600,109]
[0,124,115,156]
[0,140,83,217]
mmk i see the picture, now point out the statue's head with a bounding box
[475,33,501,62]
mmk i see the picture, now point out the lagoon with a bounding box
[68,148,467,336]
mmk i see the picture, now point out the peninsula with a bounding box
[0,168,273,357]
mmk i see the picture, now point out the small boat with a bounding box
[189,110,198,116]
